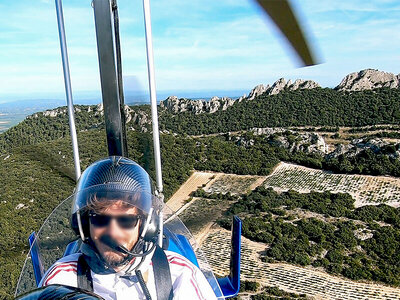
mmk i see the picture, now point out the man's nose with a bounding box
[105,218,122,235]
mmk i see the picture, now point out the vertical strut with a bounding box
[112,0,128,156]
[92,0,127,157]
[143,0,164,248]
[55,0,81,181]
[143,0,163,195]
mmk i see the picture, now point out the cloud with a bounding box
[1,0,400,97]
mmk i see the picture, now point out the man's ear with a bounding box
[142,210,160,242]
[71,211,91,241]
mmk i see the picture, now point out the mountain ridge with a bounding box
[160,69,400,115]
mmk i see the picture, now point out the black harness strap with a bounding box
[77,254,93,292]
[152,245,174,300]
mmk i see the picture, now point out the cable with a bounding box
[135,270,152,300]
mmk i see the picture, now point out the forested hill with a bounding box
[159,88,400,135]
[1,87,400,152]
[0,104,151,151]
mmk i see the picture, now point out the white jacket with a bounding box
[40,251,218,300]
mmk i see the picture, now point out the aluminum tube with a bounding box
[158,211,163,247]
[55,0,81,181]
[143,0,163,193]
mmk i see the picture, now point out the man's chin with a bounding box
[102,250,128,267]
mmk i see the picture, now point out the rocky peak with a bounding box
[159,95,235,114]
[336,69,400,91]
[247,78,320,100]
[247,84,270,100]
[269,78,288,95]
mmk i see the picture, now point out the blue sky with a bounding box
[0,0,400,102]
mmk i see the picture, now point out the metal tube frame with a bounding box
[143,0,164,248]
[55,0,81,181]
[143,0,163,195]
[92,0,127,157]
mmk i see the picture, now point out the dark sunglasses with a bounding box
[89,213,142,229]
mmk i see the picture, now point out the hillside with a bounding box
[2,87,400,152]
[159,88,400,135]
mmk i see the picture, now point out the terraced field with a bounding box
[202,227,400,300]
[203,173,266,195]
[264,162,400,207]
[169,169,400,299]
[167,171,265,244]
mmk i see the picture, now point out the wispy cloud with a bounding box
[0,0,399,99]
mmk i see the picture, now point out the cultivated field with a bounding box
[166,171,216,212]
[169,168,400,299]
[203,173,266,195]
[202,227,400,300]
[167,171,265,244]
[264,162,400,207]
[166,171,266,214]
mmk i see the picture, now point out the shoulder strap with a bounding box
[152,245,174,300]
[77,254,94,292]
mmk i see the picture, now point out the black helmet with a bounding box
[71,156,161,244]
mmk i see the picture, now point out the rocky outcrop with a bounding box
[272,132,327,155]
[250,127,286,136]
[247,78,320,100]
[246,128,327,155]
[30,103,152,132]
[336,69,400,91]
[327,138,399,159]
[159,69,400,115]
[247,84,271,100]
[159,96,234,114]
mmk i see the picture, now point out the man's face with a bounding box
[89,201,141,268]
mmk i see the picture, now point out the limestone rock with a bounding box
[95,103,104,116]
[247,84,270,100]
[269,78,287,95]
[237,94,247,102]
[328,138,393,159]
[159,95,235,114]
[246,78,320,100]
[124,105,134,124]
[42,107,67,117]
[250,129,327,155]
[336,69,400,91]
[221,97,235,110]
[251,127,286,136]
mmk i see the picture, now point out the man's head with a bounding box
[87,196,143,268]
[71,157,162,268]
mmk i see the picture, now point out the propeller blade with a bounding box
[255,0,318,66]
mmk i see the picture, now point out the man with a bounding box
[40,156,218,300]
